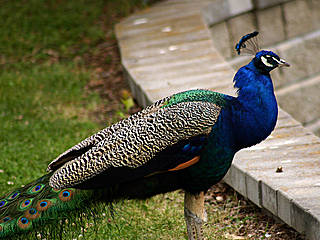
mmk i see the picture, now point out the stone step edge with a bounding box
[223,163,319,239]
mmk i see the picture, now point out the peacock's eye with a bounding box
[261,56,274,67]
[28,184,45,194]
[265,55,273,62]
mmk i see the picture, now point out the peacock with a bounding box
[0,31,289,240]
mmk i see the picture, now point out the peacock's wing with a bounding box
[47,96,170,172]
[48,90,226,189]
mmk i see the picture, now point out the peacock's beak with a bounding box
[278,58,290,67]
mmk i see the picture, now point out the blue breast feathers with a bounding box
[182,136,207,155]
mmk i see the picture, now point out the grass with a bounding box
[0,0,304,239]
[0,0,147,188]
[0,0,106,189]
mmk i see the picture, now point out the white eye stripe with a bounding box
[261,56,273,67]
[272,57,282,64]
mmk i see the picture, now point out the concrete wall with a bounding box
[204,0,320,136]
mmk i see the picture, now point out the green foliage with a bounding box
[121,97,135,112]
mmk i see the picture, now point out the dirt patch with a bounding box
[207,183,305,240]
[84,36,141,125]
[82,2,144,125]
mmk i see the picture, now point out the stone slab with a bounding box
[306,119,320,137]
[202,0,253,27]
[223,166,247,197]
[276,74,320,124]
[274,30,320,86]
[118,19,207,48]
[245,173,261,207]
[131,60,231,83]
[310,0,320,30]
[277,190,292,225]
[208,21,232,58]
[122,40,217,68]
[254,0,291,9]
[303,30,320,75]
[261,182,278,215]
[291,198,320,239]
[283,0,314,39]
[257,5,285,46]
[275,37,309,85]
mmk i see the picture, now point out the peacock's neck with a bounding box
[230,63,278,151]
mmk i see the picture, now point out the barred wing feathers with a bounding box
[49,92,223,189]
[47,96,170,172]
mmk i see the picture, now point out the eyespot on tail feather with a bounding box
[0,216,11,223]
[36,199,53,212]
[20,198,33,210]
[17,216,32,230]
[24,208,40,220]
[8,192,20,200]
[28,184,45,194]
[0,200,7,209]
[58,189,73,202]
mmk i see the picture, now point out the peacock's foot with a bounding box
[184,191,206,240]
[184,207,207,240]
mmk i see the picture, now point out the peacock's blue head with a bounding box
[235,31,290,74]
[253,50,290,73]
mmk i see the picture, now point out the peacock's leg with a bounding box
[184,191,207,240]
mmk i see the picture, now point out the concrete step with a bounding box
[276,73,320,126]
[115,0,320,239]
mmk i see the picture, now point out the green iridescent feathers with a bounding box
[163,89,227,108]
[0,174,96,239]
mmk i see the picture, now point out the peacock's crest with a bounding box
[235,31,260,55]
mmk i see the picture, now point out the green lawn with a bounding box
[0,0,147,191]
[0,1,302,239]
[1,0,104,192]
